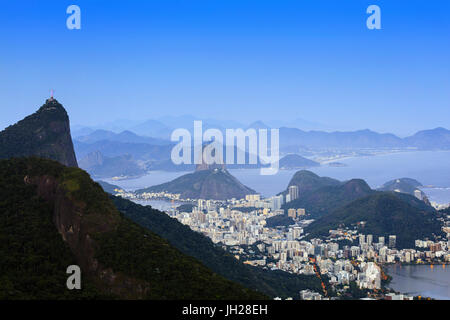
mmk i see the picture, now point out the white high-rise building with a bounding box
[288,185,299,201]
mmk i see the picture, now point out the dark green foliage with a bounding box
[306,192,442,249]
[0,158,265,300]
[265,215,295,228]
[176,203,195,212]
[95,219,266,300]
[0,99,78,167]
[281,179,373,220]
[282,170,341,195]
[230,206,258,213]
[111,196,324,299]
[0,159,102,299]
[344,281,369,299]
[97,180,123,194]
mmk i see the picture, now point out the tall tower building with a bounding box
[288,185,299,202]
[388,235,397,249]
[359,234,366,246]
[367,234,373,246]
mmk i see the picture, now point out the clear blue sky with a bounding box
[0,0,449,135]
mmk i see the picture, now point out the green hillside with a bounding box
[0,158,265,300]
[306,192,443,249]
[111,195,324,298]
[282,170,341,194]
[283,179,374,218]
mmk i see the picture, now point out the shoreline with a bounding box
[382,263,450,300]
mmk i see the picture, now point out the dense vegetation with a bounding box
[95,218,265,299]
[0,159,102,299]
[306,192,443,249]
[96,180,122,194]
[0,158,264,299]
[265,214,295,228]
[282,179,374,219]
[440,207,450,215]
[111,196,324,299]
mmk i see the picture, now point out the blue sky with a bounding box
[0,0,449,136]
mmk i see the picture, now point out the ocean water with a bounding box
[106,150,450,205]
[385,264,450,300]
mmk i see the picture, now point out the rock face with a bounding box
[0,98,78,167]
[23,170,150,298]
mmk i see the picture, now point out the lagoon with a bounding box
[385,264,450,300]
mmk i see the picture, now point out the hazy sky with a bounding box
[1,0,449,136]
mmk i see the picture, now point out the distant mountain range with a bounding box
[72,122,450,177]
[277,127,450,151]
[74,117,450,151]
[78,151,146,178]
[76,129,171,146]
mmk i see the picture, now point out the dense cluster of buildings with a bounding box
[116,189,449,300]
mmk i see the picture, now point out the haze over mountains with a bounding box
[71,118,450,178]
[73,118,450,150]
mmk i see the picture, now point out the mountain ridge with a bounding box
[305,192,442,249]
[137,168,256,200]
[0,99,78,167]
